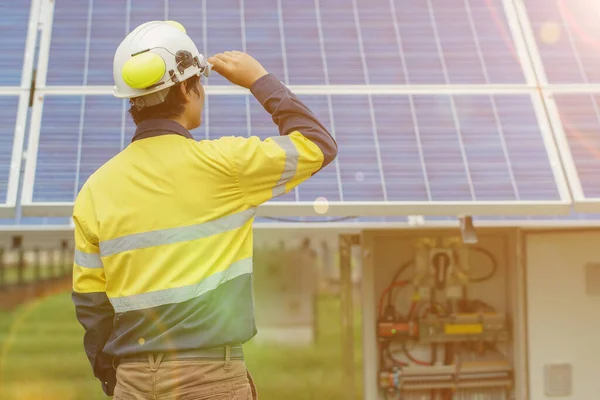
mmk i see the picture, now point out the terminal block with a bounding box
[379,360,512,392]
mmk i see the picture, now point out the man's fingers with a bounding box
[207,57,229,73]
[215,53,233,63]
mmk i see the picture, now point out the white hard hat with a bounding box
[112,20,211,110]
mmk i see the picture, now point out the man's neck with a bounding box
[169,117,189,130]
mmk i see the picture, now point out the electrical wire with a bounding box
[407,301,418,320]
[378,281,409,317]
[386,260,414,307]
[401,341,431,366]
[469,246,498,283]
[385,345,408,367]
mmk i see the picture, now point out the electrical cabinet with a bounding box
[361,229,526,400]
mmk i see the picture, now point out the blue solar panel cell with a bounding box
[524,0,600,83]
[47,0,88,85]
[414,95,473,200]
[468,0,523,84]
[168,0,205,55]
[319,0,366,85]
[554,94,600,198]
[331,96,384,201]
[35,96,128,200]
[495,95,560,201]
[34,96,82,202]
[355,0,406,84]
[432,0,486,84]
[281,1,326,84]
[0,0,30,86]
[249,96,275,141]
[394,2,445,84]
[207,95,247,138]
[0,97,19,204]
[244,0,286,83]
[86,0,128,85]
[454,95,517,200]
[372,96,429,201]
[130,0,165,29]
[206,0,244,86]
[78,96,125,189]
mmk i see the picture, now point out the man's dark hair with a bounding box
[129,75,201,125]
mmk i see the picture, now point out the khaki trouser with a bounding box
[113,353,258,400]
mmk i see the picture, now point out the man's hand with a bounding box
[207,51,269,89]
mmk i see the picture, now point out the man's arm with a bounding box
[71,185,116,396]
[250,73,338,171]
[208,51,338,205]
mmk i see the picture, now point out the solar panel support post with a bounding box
[61,240,69,277]
[0,248,4,287]
[12,236,24,285]
[34,247,41,282]
[339,234,360,400]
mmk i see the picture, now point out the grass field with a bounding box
[0,291,363,400]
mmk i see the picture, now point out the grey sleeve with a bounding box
[72,291,116,396]
[250,74,338,171]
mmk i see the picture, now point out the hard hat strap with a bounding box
[131,87,171,111]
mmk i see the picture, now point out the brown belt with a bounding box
[118,345,244,366]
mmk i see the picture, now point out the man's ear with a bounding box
[177,81,191,102]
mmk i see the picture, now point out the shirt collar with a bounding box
[132,119,194,142]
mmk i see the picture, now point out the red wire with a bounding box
[377,280,409,317]
[378,282,433,367]
[402,344,432,366]
[407,301,418,320]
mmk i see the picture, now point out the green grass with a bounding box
[0,292,363,400]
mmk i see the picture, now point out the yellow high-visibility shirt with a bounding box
[71,74,338,376]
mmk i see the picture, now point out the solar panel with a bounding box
[0,94,28,217]
[21,92,570,217]
[522,0,600,84]
[545,93,600,212]
[0,0,34,87]
[41,0,525,87]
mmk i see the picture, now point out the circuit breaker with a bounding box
[362,229,521,400]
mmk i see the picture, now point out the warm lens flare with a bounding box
[540,21,562,44]
[313,197,329,215]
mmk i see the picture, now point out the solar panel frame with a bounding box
[0,0,40,217]
[0,93,30,218]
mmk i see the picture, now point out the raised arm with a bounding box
[208,51,338,205]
